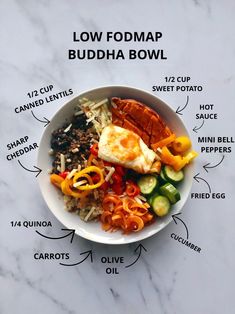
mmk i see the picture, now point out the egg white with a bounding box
[98,124,156,173]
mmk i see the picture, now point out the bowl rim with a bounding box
[37,85,194,245]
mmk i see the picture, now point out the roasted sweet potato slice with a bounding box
[112,107,126,119]
[112,97,127,110]
[146,118,153,134]
[141,131,150,146]
[112,118,123,127]
[111,97,172,148]
[123,119,142,136]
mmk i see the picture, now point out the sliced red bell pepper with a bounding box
[115,165,126,177]
[112,182,125,195]
[59,171,69,179]
[112,172,122,184]
[125,180,140,197]
[91,173,100,184]
[103,160,112,167]
[99,181,110,191]
[90,143,99,157]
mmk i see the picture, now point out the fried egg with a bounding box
[98,124,156,173]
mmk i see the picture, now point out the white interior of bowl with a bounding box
[37,86,194,244]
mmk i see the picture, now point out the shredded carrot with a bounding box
[100,193,154,233]
[103,195,122,211]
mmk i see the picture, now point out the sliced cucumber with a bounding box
[163,165,184,184]
[147,193,159,207]
[152,195,170,217]
[159,183,181,204]
[147,194,154,206]
[160,170,167,183]
[137,175,158,195]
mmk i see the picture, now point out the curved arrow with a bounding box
[203,155,225,173]
[172,213,189,239]
[31,110,50,127]
[125,244,147,268]
[193,119,204,133]
[193,173,211,193]
[18,160,42,177]
[35,228,75,243]
[176,95,189,115]
[60,250,93,266]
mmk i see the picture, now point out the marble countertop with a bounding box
[1,1,235,313]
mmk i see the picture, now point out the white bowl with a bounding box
[37,86,194,245]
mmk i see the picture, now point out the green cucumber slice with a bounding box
[159,183,181,204]
[152,195,170,217]
[147,193,159,207]
[137,175,158,195]
[160,170,167,183]
[163,165,184,184]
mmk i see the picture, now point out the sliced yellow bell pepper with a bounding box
[61,177,90,198]
[160,146,198,171]
[171,156,185,171]
[73,166,104,190]
[151,133,176,151]
[172,136,192,154]
[50,174,64,189]
[184,150,199,163]
[161,146,177,165]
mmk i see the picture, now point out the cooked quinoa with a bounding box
[63,194,103,221]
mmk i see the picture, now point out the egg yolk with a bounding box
[119,133,141,161]
[107,126,142,161]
